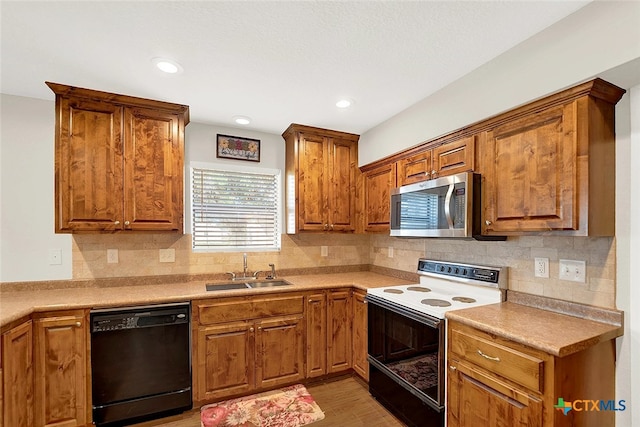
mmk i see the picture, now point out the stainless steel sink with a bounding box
[205,280,291,291]
[247,280,291,288]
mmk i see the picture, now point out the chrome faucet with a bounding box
[243,253,248,277]
[266,263,277,280]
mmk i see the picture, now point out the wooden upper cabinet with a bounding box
[360,162,396,233]
[397,136,475,186]
[47,82,189,233]
[480,79,625,236]
[283,124,359,233]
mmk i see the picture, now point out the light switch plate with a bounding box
[559,259,586,282]
[49,249,62,265]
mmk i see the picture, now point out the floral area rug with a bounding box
[201,384,325,427]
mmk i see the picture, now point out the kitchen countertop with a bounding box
[0,272,413,330]
[446,301,623,357]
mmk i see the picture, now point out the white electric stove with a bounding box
[367,259,508,319]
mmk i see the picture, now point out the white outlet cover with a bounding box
[534,257,549,278]
[107,249,118,264]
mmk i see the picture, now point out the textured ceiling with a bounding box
[1,1,590,135]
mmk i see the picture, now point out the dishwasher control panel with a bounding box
[90,303,190,332]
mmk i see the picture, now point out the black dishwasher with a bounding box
[90,302,192,426]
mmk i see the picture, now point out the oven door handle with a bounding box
[365,294,442,328]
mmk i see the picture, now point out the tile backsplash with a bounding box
[370,235,616,309]
[72,233,615,309]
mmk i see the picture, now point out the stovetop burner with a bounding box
[407,286,431,292]
[421,298,452,307]
[452,296,476,303]
[384,289,404,294]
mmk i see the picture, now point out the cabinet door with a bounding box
[362,163,396,233]
[351,290,368,381]
[34,313,87,427]
[327,289,352,373]
[328,138,357,232]
[56,97,124,232]
[123,107,184,231]
[306,293,327,378]
[482,103,577,233]
[255,316,305,389]
[433,136,475,178]
[448,359,542,427]
[297,133,328,231]
[397,149,432,186]
[2,320,34,427]
[195,322,254,401]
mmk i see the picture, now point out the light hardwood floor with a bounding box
[132,375,405,427]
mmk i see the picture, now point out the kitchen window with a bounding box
[191,165,281,251]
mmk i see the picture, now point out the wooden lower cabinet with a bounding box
[351,289,368,380]
[327,289,352,373]
[33,311,88,427]
[448,321,616,427]
[196,322,254,400]
[2,320,34,427]
[192,294,305,403]
[305,292,327,378]
[255,316,305,389]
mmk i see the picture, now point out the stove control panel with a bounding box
[417,259,505,287]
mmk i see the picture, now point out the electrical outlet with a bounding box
[49,249,62,265]
[534,257,549,278]
[559,259,586,282]
[388,246,394,258]
[321,246,328,257]
[159,248,176,263]
[107,249,118,264]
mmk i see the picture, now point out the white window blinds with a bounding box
[191,167,281,251]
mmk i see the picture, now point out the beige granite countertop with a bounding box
[445,301,623,357]
[0,272,413,330]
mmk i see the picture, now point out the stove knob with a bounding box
[454,268,460,274]
[448,267,452,273]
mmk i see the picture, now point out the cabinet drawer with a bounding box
[197,295,304,325]
[449,328,543,393]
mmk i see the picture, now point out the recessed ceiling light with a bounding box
[152,57,183,74]
[233,116,251,125]
[336,98,354,109]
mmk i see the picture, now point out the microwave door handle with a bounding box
[444,184,454,229]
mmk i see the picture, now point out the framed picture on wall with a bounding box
[216,134,261,162]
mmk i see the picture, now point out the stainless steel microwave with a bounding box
[390,172,479,238]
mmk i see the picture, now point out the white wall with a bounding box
[359,1,640,166]
[0,94,73,282]
[615,83,640,426]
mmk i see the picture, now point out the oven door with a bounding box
[366,295,445,412]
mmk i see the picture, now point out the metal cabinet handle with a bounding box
[114,220,120,225]
[425,171,431,178]
[431,170,437,178]
[477,349,500,362]
[330,224,334,230]
[257,326,262,331]
[124,221,130,226]
[449,365,457,371]
[485,220,492,226]
[75,322,82,327]
[324,224,329,230]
